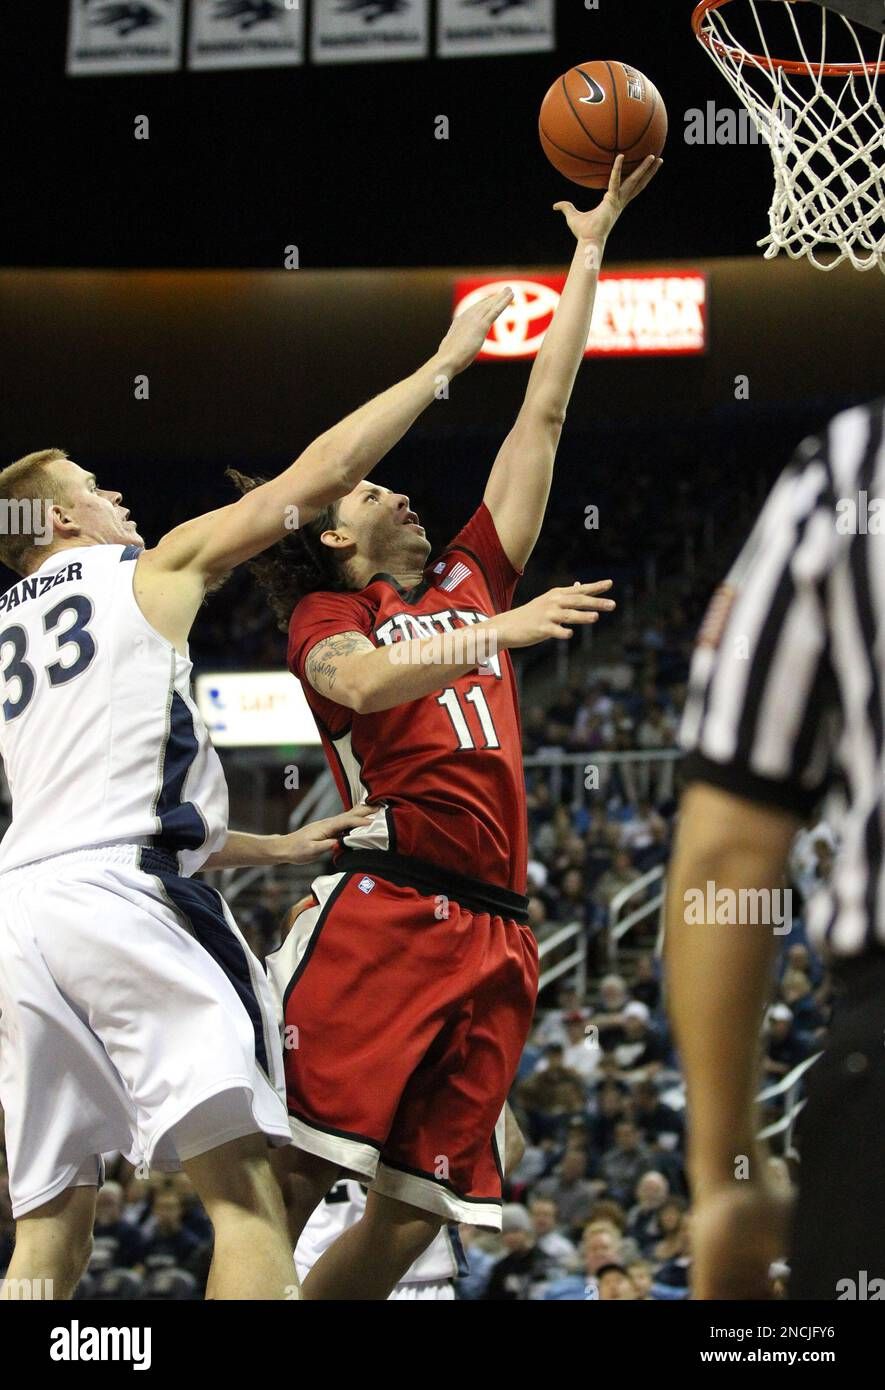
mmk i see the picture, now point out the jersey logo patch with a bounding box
[357,876,375,894]
[439,561,472,593]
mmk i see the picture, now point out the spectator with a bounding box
[628,1258,655,1299]
[560,1010,602,1085]
[593,851,641,914]
[529,1197,577,1274]
[140,1188,203,1271]
[598,1120,654,1208]
[780,971,826,1044]
[625,1171,670,1254]
[544,688,582,746]
[527,894,551,937]
[618,799,667,854]
[632,1080,684,1150]
[763,1003,811,1080]
[92,1182,146,1270]
[518,1049,588,1143]
[593,975,631,1050]
[533,1149,597,1234]
[585,806,616,884]
[637,702,678,750]
[587,1079,631,1153]
[609,1001,666,1080]
[533,985,583,1049]
[523,705,551,756]
[542,1220,623,1300]
[551,832,591,887]
[652,1198,689,1264]
[597,1263,637,1300]
[557,867,593,930]
[652,1213,692,1299]
[482,1205,553,1301]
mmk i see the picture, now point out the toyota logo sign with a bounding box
[453,271,708,359]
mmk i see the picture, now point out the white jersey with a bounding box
[0,544,227,876]
[296,1180,462,1287]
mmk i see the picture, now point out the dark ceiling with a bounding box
[2,1,798,270]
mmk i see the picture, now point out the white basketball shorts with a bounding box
[0,844,290,1218]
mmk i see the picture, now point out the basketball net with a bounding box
[694,0,885,272]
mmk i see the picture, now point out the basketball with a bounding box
[539,60,668,189]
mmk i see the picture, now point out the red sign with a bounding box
[453,271,708,359]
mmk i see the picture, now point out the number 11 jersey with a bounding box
[288,504,529,895]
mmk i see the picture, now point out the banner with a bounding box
[188,0,305,71]
[196,672,321,747]
[437,0,555,59]
[453,273,709,358]
[67,0,185,75]
[311,0,429,65]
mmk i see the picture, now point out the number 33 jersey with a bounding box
[0,545,228,876]
[288,505,529,895]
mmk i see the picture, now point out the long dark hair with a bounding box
[226,469,350,632]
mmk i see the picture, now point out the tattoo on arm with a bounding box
[306,631,374,697]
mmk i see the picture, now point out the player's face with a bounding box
[332,481,431,570]
[54,461,144,547]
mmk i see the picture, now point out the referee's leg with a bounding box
[790,960,885,1299]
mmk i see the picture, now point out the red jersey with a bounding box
[288,504,528,896]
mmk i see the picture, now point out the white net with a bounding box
[694,0,885,272]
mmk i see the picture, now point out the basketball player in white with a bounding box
[0,289,510,1300]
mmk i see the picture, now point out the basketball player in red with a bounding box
[234,154,661,1298]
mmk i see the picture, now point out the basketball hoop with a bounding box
[692,0,885,272]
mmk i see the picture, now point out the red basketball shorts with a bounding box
[265,861,538,1229]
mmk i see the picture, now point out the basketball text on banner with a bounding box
[67,0,185,75]
[437,0,555,59]
[311,0,430,65]
[188,0,306,70]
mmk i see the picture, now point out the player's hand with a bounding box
[691,1183,792,1300]
[276,804,374,864]
[494,581,616,649]
[438,287,515,375]
[554,153,663,249]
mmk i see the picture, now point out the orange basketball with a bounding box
[539,60,668,189]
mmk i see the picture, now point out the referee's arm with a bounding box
[665,424,841,1296]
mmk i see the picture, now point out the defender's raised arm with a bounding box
[145,288,514,587]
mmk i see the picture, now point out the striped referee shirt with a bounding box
[680,399,885,958]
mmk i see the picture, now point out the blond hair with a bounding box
[0,448,70,575]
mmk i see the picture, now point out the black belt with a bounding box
[334,849,529,924]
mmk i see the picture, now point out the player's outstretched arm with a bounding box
[304,581,615,714]
[483,154,662,572]
[203,805,374,869]
[144,288,514,588]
